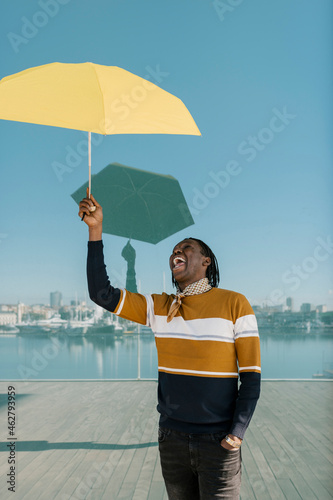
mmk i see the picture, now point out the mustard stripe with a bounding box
[152,316,234,340]
[156,337,238,373]
[152,288,254,321]
[235,337,260,368]
[158,366,239,377]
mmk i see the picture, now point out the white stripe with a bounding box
[155,333,235,343]
[151,316,234,340]
[115,288,126,316]
[144,294,154,327]
[158,366,239,376]
[234,314,258,335]
[239,366,261,372]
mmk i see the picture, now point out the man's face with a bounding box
[169,238,211,290]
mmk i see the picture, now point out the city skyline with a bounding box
[0,292,331,314]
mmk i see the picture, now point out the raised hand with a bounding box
[78,187,103,228]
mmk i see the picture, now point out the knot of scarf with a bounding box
[166,278,212,323]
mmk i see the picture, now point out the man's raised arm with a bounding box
[79,189,120,312]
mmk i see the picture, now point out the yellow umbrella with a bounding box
[0,62,201,197]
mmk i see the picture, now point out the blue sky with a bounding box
[1,0,332,311]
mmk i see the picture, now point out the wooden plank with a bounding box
[0,380,332,500]
[147,481,167,500]
[240,464,257,500]
[283,468,328,500]
[277,479,302,499]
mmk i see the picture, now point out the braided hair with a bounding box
[172,237,220,289]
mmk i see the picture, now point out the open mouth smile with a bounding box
[172,256,186,270]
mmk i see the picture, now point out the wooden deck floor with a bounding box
[0,380,332,500]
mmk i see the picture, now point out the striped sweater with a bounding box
[87,240,261,439]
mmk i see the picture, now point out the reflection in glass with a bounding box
[0,328,332,380]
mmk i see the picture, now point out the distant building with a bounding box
[316,305,327,313]
[263,304,284,314]
[32,304,47,314]
[286,297,293,312]
[17,302,24,324]
[0,312,17,325]
[300,303,312,313]
[50,291,62,308]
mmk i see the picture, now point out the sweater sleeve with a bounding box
[229,295,261,439]
[87,240,121,312]
[87,240,148,325]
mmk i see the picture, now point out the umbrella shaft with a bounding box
[88,131,91,198]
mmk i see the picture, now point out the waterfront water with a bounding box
[1,330,332,380]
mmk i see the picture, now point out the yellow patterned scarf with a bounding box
[167,278,212,323]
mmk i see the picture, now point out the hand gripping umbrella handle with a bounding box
[81,203,96,221]
[81,186,96,221]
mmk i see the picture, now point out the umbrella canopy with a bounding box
[0,62,201,135]
[71,162,194,244]
[0,62,200,196]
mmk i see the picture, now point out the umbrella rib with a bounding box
[138,190,175,204]
[136,192,156,233]
[107,184,134,192]
[117,179,156,234]
[137,177,177,204]
[122,169,137,192]
[121,174,160,233]
[118,170,157,223]
[136,177,157,194]
[116,192,137,209]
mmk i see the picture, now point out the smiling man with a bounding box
[79,191,261,500]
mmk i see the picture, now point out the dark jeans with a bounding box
[158,427,241,500]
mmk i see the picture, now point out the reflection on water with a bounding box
[0,330,332,380]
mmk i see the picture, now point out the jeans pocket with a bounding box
[158,427,170,443]
[213,433,240,454]
[212,432,227,446]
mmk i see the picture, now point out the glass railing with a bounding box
[1,320,332,380]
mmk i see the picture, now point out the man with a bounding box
[79,190,261,500]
